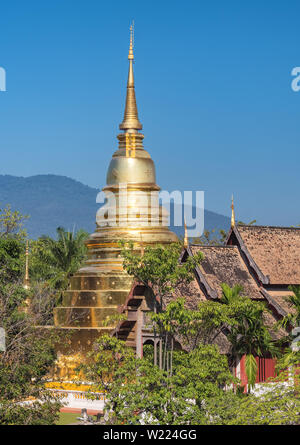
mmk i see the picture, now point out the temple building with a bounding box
[51,28,298,386]
[174,206,299,386]
[112,198,299,386]
[53,26,177,379]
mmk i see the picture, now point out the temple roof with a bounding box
[166,245,288,352]
[260,289,296,316]
[190,245,265,300]
[228,225,300,285]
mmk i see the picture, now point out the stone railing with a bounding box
[49,389,106,411]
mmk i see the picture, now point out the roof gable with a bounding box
[189,245,265,300]
[229,225,300,285]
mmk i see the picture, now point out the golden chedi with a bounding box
[53,26,177,379]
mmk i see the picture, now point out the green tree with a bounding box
[0,208,63,424]
[81,298,299,425]
[120,242,203,368]
[204,367,300,425]
[192,228,227,246]
[278,285,300,329]
[0,204,29,240]
[0,280,62,424]
[221,283,279,391]
[150,297,235,374]
[0,237,24,282]
[275,286,300,370]
[31,226,88,290]
[121,242,203,305]
[80,334,235,425]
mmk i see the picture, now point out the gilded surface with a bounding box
[53,27,177,380]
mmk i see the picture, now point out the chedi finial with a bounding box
[128,21,134,60]
[119,22,142,132]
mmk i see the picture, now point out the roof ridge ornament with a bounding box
[231,194,235,229]
[184,218,189,248]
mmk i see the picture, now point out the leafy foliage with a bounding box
[276,349,300,372]
[0,237,25,282]
[80,335,235,425]
[220,283,279,390]
[120,242,203,303]
[30,226,88,290]
[275,286,300,370]
[86,236,298,425]
[204,367,300,425]
[278,285,300,329]
[245,354,258,389]
[120,242,203,369]
[81,332,300,425]
[191,228,227,246]
[151,297,231,352]
[221,283,244,304]
[0,280,62,424]
[0,207,64,424]
[0,204,29,240]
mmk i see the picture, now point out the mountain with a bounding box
[0,174,231,239]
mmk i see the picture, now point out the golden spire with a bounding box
[119,22,143,132]
[23,240,30,290]
[231,195,235,229]
[184,219,189,248]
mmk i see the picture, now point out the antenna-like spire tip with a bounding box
[128,21,134,60]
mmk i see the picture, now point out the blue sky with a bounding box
[0,0,299,225]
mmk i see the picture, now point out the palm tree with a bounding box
[220,283,244,303]
[276,286,300,369]
[221,283,278,392]
[279,285,300,329]
[40,227,88,289]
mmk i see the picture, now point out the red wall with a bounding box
[238,355,276,388]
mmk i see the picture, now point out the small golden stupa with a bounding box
[23,240,30,290]
[53,25,177,379]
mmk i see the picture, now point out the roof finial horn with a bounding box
[184,218,189,248]
[231,194,236,229]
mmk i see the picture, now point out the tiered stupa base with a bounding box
[52,226,177,380]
